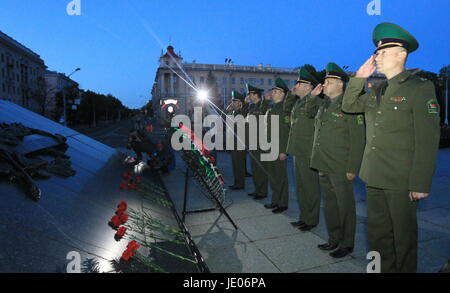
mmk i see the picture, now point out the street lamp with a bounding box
[63,68,81,126]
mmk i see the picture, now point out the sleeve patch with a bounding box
[357,115,365,125]
[427,99,439,114]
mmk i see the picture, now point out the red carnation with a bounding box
[119,213,129,224]
[127,240,140,250]
[117,201,127,213]
[122,172,131,180]
[145,125,153,133]
[115,226,127,238]
[109,215,121,228]
[121,249,135,261]
[119,182,127,190]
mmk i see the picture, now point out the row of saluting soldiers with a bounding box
[225,23,441,273]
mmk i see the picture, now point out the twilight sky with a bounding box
[0,0,448,108]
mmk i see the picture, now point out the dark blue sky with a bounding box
[1,0,448,109]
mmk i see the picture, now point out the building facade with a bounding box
[44,70,79,119]
[0,30,47,114]
[152,46,299,118]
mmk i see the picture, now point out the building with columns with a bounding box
[0,30,47,114]
[151,46,299,118]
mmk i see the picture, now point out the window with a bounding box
[223,77,227,84]
[260,79,264,85]
[200,76,204,84]
[268,79,273,86]
[1,54,4,63]
[240,77,244,85]
[231,77,235,85]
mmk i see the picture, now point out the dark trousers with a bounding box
[250,150,268,197]
[231,150,246,188]
[294,155,321,225]
[267,158,289,208]
[319,172,356,249]
[366,186,418,273]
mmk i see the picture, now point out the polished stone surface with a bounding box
[0,101,201,273]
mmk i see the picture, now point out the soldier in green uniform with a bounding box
[342,23,440,272]
[309,62,366,258]
[226,91,248,190]
[245,84,270,200]
[262,78,291,213]
[285,68,323,231]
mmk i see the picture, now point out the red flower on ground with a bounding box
[109,215,121,228]
[116,226,127,238]
[117,201,127,213]
[119,182,127,190]
[127,240,140,251]
[121,249,135,261]
[119,213,129,224]
[122,172,131,180]
[145,124,153,133]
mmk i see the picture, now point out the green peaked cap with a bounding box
[373,22,419,53]
[231,90,245,102]
[325,62,349,82]
[297,67,320,87]
[246,84,264,95]
[272,78,289,93]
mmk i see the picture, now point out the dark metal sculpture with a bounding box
[0,123,76,201]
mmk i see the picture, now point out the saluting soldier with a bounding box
[263,78,291,213]
[226,91,248,190]
[285,68,322,231]
[342,23,440,272]
[245,84,270,200]
[309,62,366,258]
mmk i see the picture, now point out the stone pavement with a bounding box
[162,149,450,273]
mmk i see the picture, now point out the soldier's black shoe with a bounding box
[253,195,268,200]
[264,204,278,209]
[229,185,244,190]
[299,224,317,231]
[318,243,339,251]
[248,192,257,197]
[290,220,305,227]
[272,207,288,214]
[330,247,353,258]
[245,172,252,177]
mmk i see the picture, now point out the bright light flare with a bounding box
[197,90,209,102]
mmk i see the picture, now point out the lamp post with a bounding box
[63,68,81,126]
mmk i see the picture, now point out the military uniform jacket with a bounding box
[246,99,270,150]
[286,93,320,156]
[264,101,291,156]
[342,70,440,193]
[310,94,366,174]
[226,105,248,151]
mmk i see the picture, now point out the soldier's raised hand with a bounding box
[355,55,376,78]
[311,84,323,96]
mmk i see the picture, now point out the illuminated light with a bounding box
[197,90,209,101]
[168,106,174,113]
